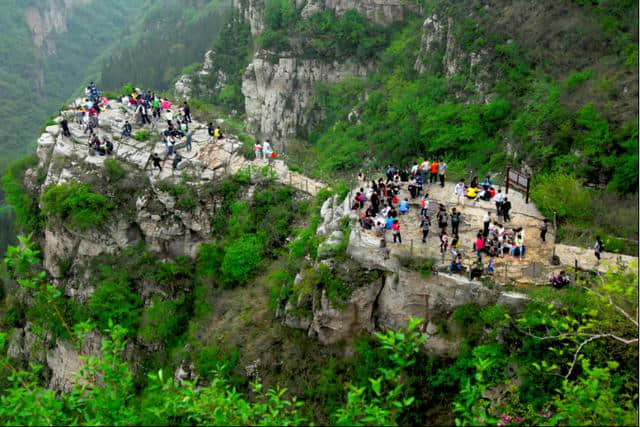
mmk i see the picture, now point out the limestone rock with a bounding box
[309,279,383,345]
[46,330,102,393]
[242,55,372,150]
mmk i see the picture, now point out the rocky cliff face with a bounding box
[278,193,531,356]
[25,0,90,55]
[414,13,491,98]
[14,96,315,390]
[242,54,371,149]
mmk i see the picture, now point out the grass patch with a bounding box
[41,182,114,231]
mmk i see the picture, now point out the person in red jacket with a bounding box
[475,232,485,261]
[430,160,439,184]
[392,219,402,243]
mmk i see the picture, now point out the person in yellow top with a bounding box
[466,186,478,199]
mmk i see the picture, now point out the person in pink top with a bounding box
[475,232,485,261]
[392,219,402,243]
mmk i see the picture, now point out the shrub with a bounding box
[157,179,198,211]
[104,158,127,182]
[153,257,194,286]
[138,296,187,344]
[530,173,593,223]
[41,182,114,231]
[567,69,593,91]
[220,234,264,287]
[196,242,224,279]
[120,83,134,97]
[267,268,294,312]
[89,276,143,335]
[133,130,150,141]
[1,155,41,232]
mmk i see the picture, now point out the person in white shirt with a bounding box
[420,159,429,182]
[411,163,419,177]
[454,179,465,205]
[494,189,505,216]
[438,161,447,187]
[483,212,491,237]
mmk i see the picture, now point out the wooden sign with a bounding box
[505,166,531,203]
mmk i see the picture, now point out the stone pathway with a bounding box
[40,98,637,284]
[44,99,326,196]
[347,180,637,285]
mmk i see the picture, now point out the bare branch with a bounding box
[581,286,639,328]
[565,334,639,379]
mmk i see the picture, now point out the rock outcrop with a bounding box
[414,14,491,97]
[242,54,371,149]
[25,0,90,55]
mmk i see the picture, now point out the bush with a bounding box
[157,179,198,211]
[220,235,264,287]
[138,296,187,345]
[1,155,41,232]
[41,182,114,231]
[530,173,593,223]
[89,276,143,335]
[104,158,127,182]
[153,257,194,286]
[133,130,150,141]
[566,69,593,91]
[196,242,224,279]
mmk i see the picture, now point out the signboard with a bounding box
[505,166,531,203]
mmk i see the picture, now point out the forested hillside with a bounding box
[0,0,638,426]
[99,0,231,92]
[0,0,144,167]
[185,0,638,254]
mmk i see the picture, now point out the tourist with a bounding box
[451,208,461,236]
[540,219,548,243]
[399,198,409,215]
[122,120,132,138]
[475,232,484,261]
[172,153,183,171]
[510,233,524,260]
[60,118,71,137]
[185,129,193,152]
[483,211,491,237]
[438,160,447,187]
[494,189,504,216]
[420,215,431,243]
[392,219,402,243]
[439,231,449,255]
[183,101,191,123]
[420,193,429,217]
[594,236,604,261]
[454,179,465,205]
[151,153,162,171]
[430,160,439,184]
[502,197,512,222]
[437,205,448,233]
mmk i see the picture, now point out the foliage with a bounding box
[1,155,41,234]
[88,273,143,335]
[41,182,114,231]
[192,10,251,111]
[133,129,150,141]
[220,234,265,288]
[100,0,230,92]
[104,158,127,182]
[4,234,80,341]
[138,295,188,345]
[157,178,199,211]
[530,173,593,222]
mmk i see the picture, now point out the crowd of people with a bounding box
[353,162,553,282]
[65,83,230,170]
